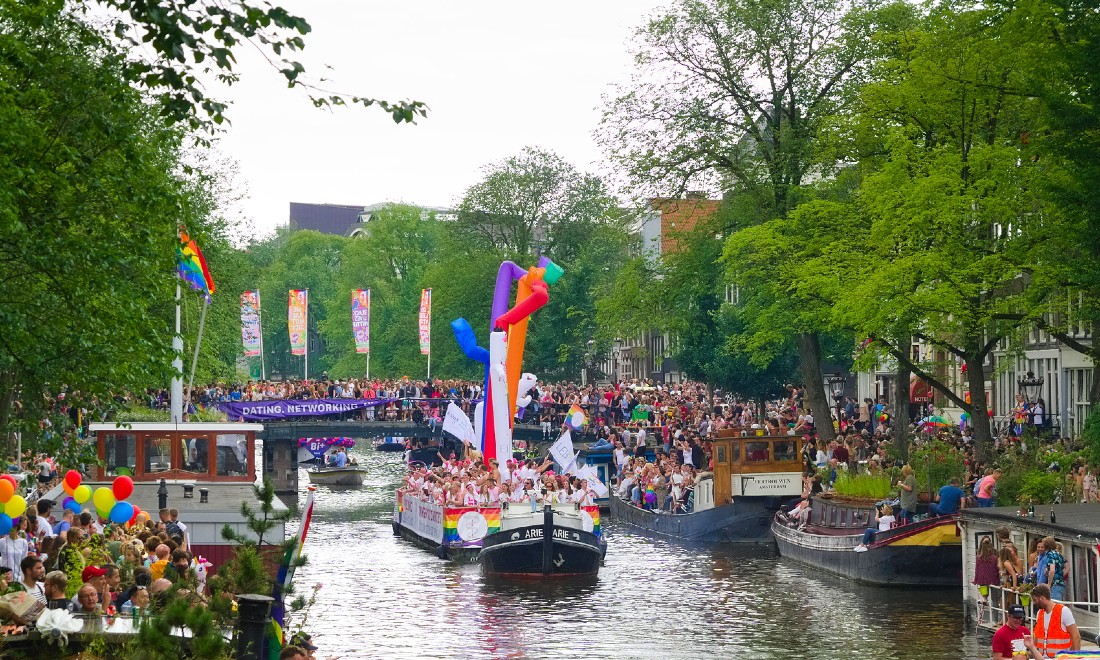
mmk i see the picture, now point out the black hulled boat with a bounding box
[479,504,604,578]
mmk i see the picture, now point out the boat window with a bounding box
[216,434,249,476]
[745,442,770,462]
[1072,545,1098,613]
[716,445,727,465]
[181,437,210,474]
[728,442,740,463]
[143,436,172,474]
[773,440,796,462]
[103,433,136,477]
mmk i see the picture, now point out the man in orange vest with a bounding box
[1032,583,1081,657]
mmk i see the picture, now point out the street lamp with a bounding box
[1017,370,1044,403]
[826,373,846,423]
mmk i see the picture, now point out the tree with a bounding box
[600,0,888,425]
[0,4,198,455]
[825,2,1050,460]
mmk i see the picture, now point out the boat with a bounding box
[771,495,962,587]
[393,488,603,563]
[375,436,407,452]
[478,503,604,578]
[51,422,285,572]
[958,502,1100,634]
[610,431,804,543]
[297,437,369,486]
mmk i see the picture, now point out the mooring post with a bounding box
[235,593,274,660]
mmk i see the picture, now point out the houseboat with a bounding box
[49,422,286,571]
[610,431,804,543]
[958,503,1100,643]
[478,503,604,578]
[771,496,962,587]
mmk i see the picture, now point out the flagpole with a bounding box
[304,288,309,381]
[171,280,184,424]
[427,288,432,382]
[185,297,209,412]
[257,290,267,381]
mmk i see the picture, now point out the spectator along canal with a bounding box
[288,444,987,658]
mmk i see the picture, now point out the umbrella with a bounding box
[920,415,951,427]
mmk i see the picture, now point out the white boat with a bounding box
[306,465,368,486]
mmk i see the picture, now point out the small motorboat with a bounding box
[375,436,407,452]
[306,464,368,486]
[298,437,367,487]
[478,503,604,578]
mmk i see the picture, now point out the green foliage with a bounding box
[909,440,967,495]
[1082,406,1100,468]
[834,472,894,499]
[135,595,227,659]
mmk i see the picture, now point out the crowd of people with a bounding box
[402,456,600,508]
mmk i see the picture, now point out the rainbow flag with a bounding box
[443,507,501,544]
[269,486,315,657]
[583,505,601,538]
[565,403,587,430]
[176,230,215,300]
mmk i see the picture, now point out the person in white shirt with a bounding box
[35,500,55,539]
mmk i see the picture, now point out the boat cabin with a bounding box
[52,422,286,571]
[706,431,806,509]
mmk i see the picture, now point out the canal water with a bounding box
[288,445,987,659]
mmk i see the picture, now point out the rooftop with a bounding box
[959,502,1100,537]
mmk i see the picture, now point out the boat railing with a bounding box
[973,583,1100,642]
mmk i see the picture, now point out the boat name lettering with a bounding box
[523,528,570,540]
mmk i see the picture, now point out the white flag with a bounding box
[442,402,475,446]
[548,428,575,472]
[575,464,609,497]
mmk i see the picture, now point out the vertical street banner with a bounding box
[240,291,262,357]
[418,288,432,355]
[288,289,308,356]
[352,289,371,354]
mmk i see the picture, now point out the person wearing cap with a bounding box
[993,603,1043,659]
[70,565,108,610]
[1032,583,1080,656]
[290,632,318,658]
[279,646,308,660]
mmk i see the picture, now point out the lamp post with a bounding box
[582,339,595,387]
[1016,370,1044,404]
[826,373,846,424]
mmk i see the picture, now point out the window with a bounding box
[745,442,770,462]
[103,434,136,477]
[773,440,796,462]
[181,437,210,474]
[728,442,740,463]
[144,437,171,474]
[216,434,249,476]
[716,445,727,465]
[1073,545,1098,614]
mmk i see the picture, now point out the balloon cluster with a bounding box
[0,474,26,534]
[60,470,142,526]
[297,437,356,448]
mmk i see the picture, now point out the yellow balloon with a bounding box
[92,487,116,512]
[73,485,92,504]
[5,495,26,519]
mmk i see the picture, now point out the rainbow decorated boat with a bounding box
[297,437,368,486]
[392,490,601,563]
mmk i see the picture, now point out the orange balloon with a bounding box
[63,482,75,496]
[0,480,13,503]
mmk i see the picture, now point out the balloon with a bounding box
[0,514,11,535]
[73,485,92,504]
[96,508,110,520]
[64,469,82,490]
[0,474,17,493]
[878,414,888,422]
[92,487,116,512]
[129,505,142,525]
[0,480,13,503]
[5,495,26,519]
[65,500,82,515]
[109,501,134,524]
[112,475,134,501]
[61,496,74,507]
[63,482,75,496]
[960,412,969,421]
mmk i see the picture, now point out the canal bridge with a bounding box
[259,418,552,496]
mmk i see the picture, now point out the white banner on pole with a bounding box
[548,429,575,472]
[575,464,609,497]
[442,402,476,446]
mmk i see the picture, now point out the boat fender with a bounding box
[435,544,448,560]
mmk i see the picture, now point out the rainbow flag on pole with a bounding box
[565,403,587,430]
[176,230,215,300]
[269,485,316,656]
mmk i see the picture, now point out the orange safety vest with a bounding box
[1034,603,1072,657]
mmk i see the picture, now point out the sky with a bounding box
[210,0,668,238]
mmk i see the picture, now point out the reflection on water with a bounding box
[288,447,985,659]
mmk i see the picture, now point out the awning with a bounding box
[910,377,934,404]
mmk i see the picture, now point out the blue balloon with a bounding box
[109,501,134,524]
[65,499,82,515]
[0,514,12,535]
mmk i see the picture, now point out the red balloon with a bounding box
[112,475,134,501]
[129,505,141,525]
[64,470,82,490]
[0,474,17,491]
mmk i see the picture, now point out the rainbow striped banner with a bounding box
[443,507,501,545]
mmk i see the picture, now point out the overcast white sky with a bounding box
[210,1,667,237]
